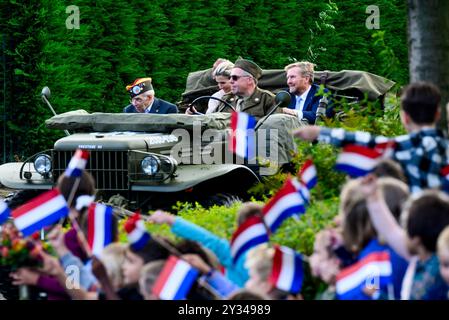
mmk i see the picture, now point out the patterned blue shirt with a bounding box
[318,127,449,193]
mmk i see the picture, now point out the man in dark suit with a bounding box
[282,62,332,124]
[123,77,178,114]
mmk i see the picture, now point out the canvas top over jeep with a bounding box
[179,68,396,112]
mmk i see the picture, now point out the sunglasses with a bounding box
[230,75,252,81]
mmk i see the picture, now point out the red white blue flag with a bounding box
[0,199,11,225]
[87,202,114,256]
[12,189,69,237]
[298,159,317,190]
[152,255,199,300]
[229,112,256,159]
[336,239,393,300]
[124,213,151,250]
[294,178,310,206]
[441,165,449,192]
[262,178,306,233]
[269,245,304,294]
[230,215,269,264]
[335,144,382,177]
[65,149,90,177]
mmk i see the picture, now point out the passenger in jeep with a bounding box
[282,61,333,124]
[123,77,178,114]
[221,58,277,121]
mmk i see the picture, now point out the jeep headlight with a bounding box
[34,154,52,175]
[141,156,160,176]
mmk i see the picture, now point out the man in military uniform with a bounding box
[123,77,178,114]
[220,59,276,121]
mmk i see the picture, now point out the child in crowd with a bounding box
[437,226,449,299]
[294,82,449,194]
[244,244,294,300]
[100,243,127,291]
[138,260,166,300]
[9,171,100,300]
[362,175,449,299]
[339,177,410,299]
[121,217,172,300]
[309,227,346,299]
[311,176,409,299]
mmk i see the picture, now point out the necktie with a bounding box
[296,96,302,110]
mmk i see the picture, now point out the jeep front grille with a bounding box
[53,150,129,190]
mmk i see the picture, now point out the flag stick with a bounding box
[68,214,93,258]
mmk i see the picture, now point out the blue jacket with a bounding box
[287,84,334,124]
[171,217,249,287]
[123,97,178,114]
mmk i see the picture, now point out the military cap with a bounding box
[126,77,153,98]
[234,59,263,80]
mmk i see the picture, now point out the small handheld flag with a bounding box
[298,159,317,190]
[336,240,393,300]
[124,213,151,251]
[87,203,114,256]
[230,215,269,264]
[152,255,199,300]
[0,200,11,224]
[12,189,69,237]
[65,149,90,177]
[262,178,306,233]
[335,144,382,177]
[229,112,256,159]
[269,245,304,294]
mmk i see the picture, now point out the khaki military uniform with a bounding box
[220,87,276,121]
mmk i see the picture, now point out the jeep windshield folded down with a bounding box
[0,68,395,211]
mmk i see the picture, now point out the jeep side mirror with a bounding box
[40,86,70,136]
[41,86,51,101]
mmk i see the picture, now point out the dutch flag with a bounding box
[335,144,382,177]
[87,203,114,256]
[294,178,311,206]
[336,240,393,300]
[0,199,11,225]
[124,213,151,251]
[229,112,256,159]
[269,245,304,294]
[298,159,317,190]
[152,255,199,300]
[230,215,269,264]
[65,149,90,177]
[12,189,69,237]
[262,178,306,233]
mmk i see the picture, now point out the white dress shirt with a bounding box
[144,99,155,113]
